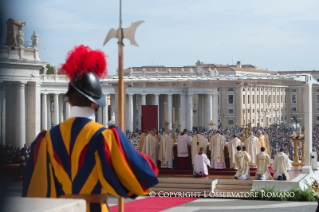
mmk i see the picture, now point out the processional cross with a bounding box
[208,120,215,135]
[103,0,144,211]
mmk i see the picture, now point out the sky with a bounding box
[1,0,319,75]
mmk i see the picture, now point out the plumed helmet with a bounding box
[61,45,108,107]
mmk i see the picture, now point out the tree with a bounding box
[39,64,55,74]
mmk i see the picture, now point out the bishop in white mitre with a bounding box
[193,147,211,177]
[272,148,292,180]
[158,131,175,169]
[228,134,242,170]
[209,130,226,169]
[143,129,159,165]
[244,131,259,168]
[255,147,271,180]
[191,131,208,165]
[234,146,251,180]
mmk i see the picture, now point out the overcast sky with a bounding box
[1,0,319,75]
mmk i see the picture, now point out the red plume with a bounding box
[61,45,107,80]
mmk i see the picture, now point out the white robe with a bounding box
[272,152,292,180]
[193,153,211,176]
[255,152,270,180]
[191,134,208,164]
[264,134,271,155]
[244,135,259,168]
[234,151,251,180]
[143,134,159,164]
[209,133,226,169]
[227,138,241,169]
[177,134,191,157]
[158,134,174,169]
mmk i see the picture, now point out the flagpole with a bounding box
[117,0,125,210]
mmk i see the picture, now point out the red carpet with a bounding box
[109,196,198,212]
[159,167,275,176]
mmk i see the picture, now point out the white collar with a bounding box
[260,152,265,154]
[70,106,95,121]
[237,150,242,153]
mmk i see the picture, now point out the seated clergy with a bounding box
[193,147,211,177]
[255,147,270,180]
[272,148,292,180]
[234,146,251,180]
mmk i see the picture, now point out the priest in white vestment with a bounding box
[234,146,251,180]
[262,131,271,155]
[228,135,242,170]
[244,131,259,168]
[255,147,270,180]
[209,130,226,169]
[158,131,174,169]
[177,129,191,169]
[191,131,208,165]
[272,148,292,180]
[143,130,159,165]
[193,147,211,177]
[138,130,149,153]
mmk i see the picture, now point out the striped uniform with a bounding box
[22,118,158,212]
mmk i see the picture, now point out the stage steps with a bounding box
[151,178,253,197]
[214,179,253,193]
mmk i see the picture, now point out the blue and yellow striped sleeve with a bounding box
[96,126,158,198]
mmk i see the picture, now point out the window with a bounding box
[291,89,296,92]
[273,95,275,103]
[291,107,297,112]
[243,95,245,104]
[218,95,220,105]
[228,94,234,105]
[265,95,267,103]
[261,108,263,112]
[253,95,255,104]
[285,95,287,103]
[228,88,234,91]
[248,109,250,113]
[316,89,319,92]
[269,118,271,123]
[228,109,234,115]
[281,95,282,103]
[317,95,319,103]
[317,116,319,121]
[316,108,319,112]
[269,95,271,103]
[253,119,255,123]
[229,120,234,125]
[261,95,263,103]
[253,109,255,113]
[248,95,250,104]
[257,95,259,103]
[292,94,297,104]
[277,95,279,103]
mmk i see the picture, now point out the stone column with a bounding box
[180,94,186,131]
[54,94,59,126]
[5,83,13,145]
[16,82,26,147]
[154,94,159,130]
[167,94,172,129]
[47,95,52,129]
[128,94,133,132]
[65,101,71,120]
[206,94,212,126]
[59,94,64,123]
[41,93,47,130]
[302,77,313,174]
[1,89,5,145]
[212,88,218,129]
[102,94,109,126]
[97,106,102,124]
[138,94,146,130]
[187,94,193,131]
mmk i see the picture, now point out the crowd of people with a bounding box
[126,126,319,160]
[0,144,30,166]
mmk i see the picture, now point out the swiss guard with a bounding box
[22,45,159,212]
